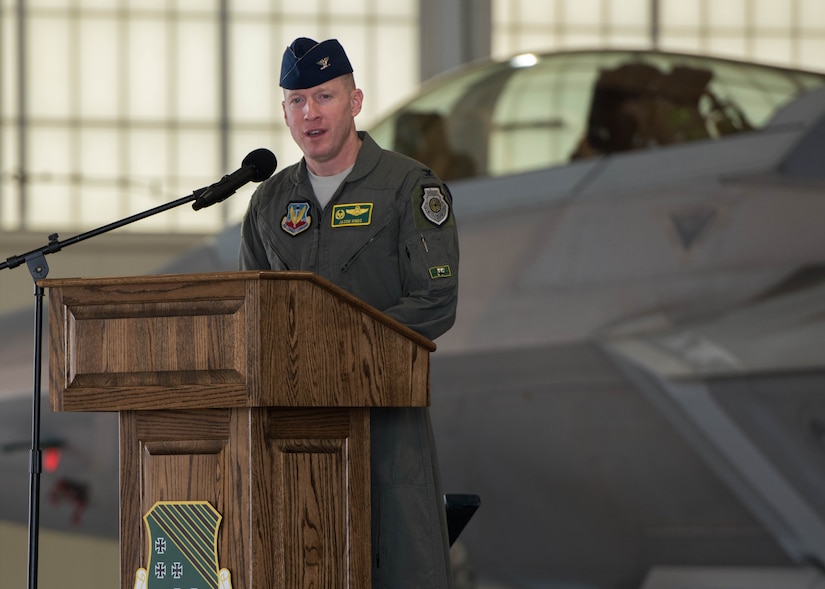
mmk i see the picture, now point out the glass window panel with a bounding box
[516,32,558,53]
[181,197,223,230]
[175,20,218,120]
[232,0,272,13]
[7,2,421,234]
[127,18,169,120]
[1,128,18,172]
[330,0,368,16]
[79,129,120,180]
[277,21,325,56]
[77,188,125,227]
[494,0,513,25]
[333,27,370,92]
[226,185,255,224]
[752,38,793,66]
[176,0,218,13]
[79,0,120,9]
[660,0,700,28]
[27,0,70,8]
[564,0,601,26]
[798,39,825,73]
[607,31,649,48]
[229,21,275,122]
[127,0,170,11]
[372,24,418,123]
[800,0,825,30]
[127,130,168,184]
[1,15,17,118]
[520,0,556,25]
[28,17,73,118]
[1,129,20,229]
[229,133,281,167]
[29,127,73,179]
[374,0,415,18]
[282,0,322,17]
[754,0,791,29]
[707,0,746,29]
[610,0,648,27]
[1,193,19,231]
[176,130,218,184]
[562,32,603,48]
[271,131,304,171]
[24,182,74,231]
[78,18,119,118]
[660,36,703,54]
[706,36,747,60]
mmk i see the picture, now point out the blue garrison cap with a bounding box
[280,37,354,90]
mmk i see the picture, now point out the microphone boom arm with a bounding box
[0,190,203,273]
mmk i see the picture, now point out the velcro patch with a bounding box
[421,186,450,226]
[281,202,312,236]
[331,203,373,227]
[429,265,452,279]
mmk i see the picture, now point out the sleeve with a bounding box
[238,192,272,271]
[380,178,459,341]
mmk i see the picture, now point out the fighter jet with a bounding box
[2,49,825,589]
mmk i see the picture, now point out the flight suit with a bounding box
[239,131,458,588]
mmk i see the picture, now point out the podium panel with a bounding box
[44,271,433,589]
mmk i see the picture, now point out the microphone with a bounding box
[192,148,277,210]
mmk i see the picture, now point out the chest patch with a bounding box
[331,203,373,227]
[281,202,312,236]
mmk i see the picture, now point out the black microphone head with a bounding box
[242,148,278,182]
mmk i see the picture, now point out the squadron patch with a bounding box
[281,202,311,236]
[421,186,450,226]
[331,203,373,227]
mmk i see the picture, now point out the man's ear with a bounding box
[351,89,364,117]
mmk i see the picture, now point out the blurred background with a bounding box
[2,0,824,313]
[2,1,825,588]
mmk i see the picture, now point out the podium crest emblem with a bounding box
[133,501,233,589]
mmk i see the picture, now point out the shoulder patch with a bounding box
[420,186,450,226]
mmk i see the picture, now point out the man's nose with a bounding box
[303,100,319,119]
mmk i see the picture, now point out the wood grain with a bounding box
[47,272,418,589]
[46,271,432,411]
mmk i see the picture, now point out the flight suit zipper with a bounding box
[340,223,390,272]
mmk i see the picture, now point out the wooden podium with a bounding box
[44,271,435,589]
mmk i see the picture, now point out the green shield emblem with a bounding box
[135,501,232,589]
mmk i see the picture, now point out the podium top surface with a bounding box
[45,271,435,411]
[42,270,435,351]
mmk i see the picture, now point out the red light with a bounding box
[43,447,61,473]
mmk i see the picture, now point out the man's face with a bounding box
[282,75,363,171]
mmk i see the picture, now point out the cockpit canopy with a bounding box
[370,49,825,181]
